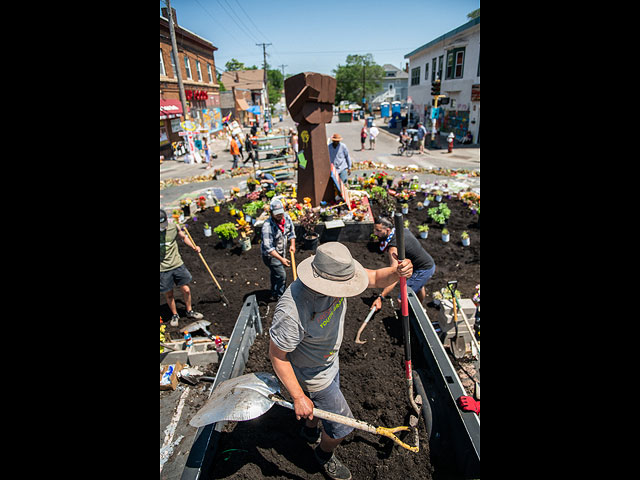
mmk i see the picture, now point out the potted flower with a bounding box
[236,218,253,251]
[227,203,237,216]
[213,222,239,248]
[243,201,264,224]
[434,190,443,202]
[418,224,429,239]
[441,228,450,243]
[172,209,183,224]
[196,196,207,210]
[247,177,260,192]
[203,222,212,237]
[298,209,320,251]
[180,198,193,217]
[425,195,434,207]
[321,207,336,222]
[461,231,470,246]
[385,175,394,188]
[401,203,409,215]
[416,201,424,211]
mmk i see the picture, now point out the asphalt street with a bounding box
[160,113,480,212]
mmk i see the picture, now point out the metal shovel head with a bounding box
[183,319,211,333]
[190,372,281,427]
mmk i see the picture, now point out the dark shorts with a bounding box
[307,372,354,440]
[398,264,436,300]
[160,263,192,293]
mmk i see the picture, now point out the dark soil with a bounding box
[160,191,479,479]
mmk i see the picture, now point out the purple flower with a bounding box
[193,216,198,221]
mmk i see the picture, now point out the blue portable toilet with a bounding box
[380,102,390,118]
[366,116,374,127]
[391,101,401,115]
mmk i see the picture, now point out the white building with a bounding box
[370,64,408,105]
[405,16,480,143]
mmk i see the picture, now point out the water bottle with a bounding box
[214,336,225,354]
[184,331,193,348]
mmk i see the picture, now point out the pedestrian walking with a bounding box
[369,125,379,150]
[360,121,368,151]
[372,216,436,309]
[160,209,204,327]
[203,138,211,169]
[264,120,270,135]
[244,134,256,166]
[290,128,299,157]
[328,133,352,185]
[238,133,245,161]
[230,135,241,170]
[417,122,427,154]
[261,198,296,302]
[268,242,413,480]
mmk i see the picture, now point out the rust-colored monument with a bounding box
[284,72,337,206]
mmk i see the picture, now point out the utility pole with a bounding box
[165,0,188,121]
[256,43,272,126]
[278,64,287,77]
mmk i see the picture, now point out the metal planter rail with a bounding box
[407,288,480,478]
[180,294,262,480]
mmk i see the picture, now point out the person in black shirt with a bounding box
[372,216,436,311]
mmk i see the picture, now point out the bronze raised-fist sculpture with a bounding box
[285,72,337,206]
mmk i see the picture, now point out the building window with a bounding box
[432,58,437,82]
[446,48,465,79]
[477,50,480,77]
[207,64,213,83]
[160,49,166,76]
[196,61,202,81]
[438,55,443,81]
[184,55,192,79]
[411,66,420,86]
[425,63,429,80]
[170,50,177,78]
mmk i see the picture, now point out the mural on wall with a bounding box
[442,110,470,141]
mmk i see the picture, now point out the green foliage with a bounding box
[418,224,429,232]
[243,201,265,217]
[214,222,239,240]
[427,203,451,225]
[369,186,387,199]
[333,54,384,104]
[461,231,469,239]
[265,190,275,199]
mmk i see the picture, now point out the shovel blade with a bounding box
[189,372,281,427]
[451,336,466,359]
[183,320,211,333]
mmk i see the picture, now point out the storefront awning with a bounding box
[236,98,250,111]
[160,99,183,119]
[247,105,261,115]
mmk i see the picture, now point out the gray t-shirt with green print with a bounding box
[269,279,347,392]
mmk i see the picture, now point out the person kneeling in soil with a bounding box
[261,198,296,302]
[372,216,436,311]
[268,242,413,480]
[160,209,204,326]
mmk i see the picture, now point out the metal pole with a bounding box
[165,0,188,121]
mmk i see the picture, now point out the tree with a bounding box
[467,8,480,19]
[267,68,284,109]
[333,54,384,106]
[225,58,259,71]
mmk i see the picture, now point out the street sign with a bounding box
[431,108,440,120]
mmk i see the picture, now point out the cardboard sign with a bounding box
[211,187,225,201]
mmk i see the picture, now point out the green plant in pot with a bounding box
[298,209,320,251]
[213,222,238,248]
[418,224,429,239]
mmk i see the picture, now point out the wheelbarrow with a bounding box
[190,372,419,452]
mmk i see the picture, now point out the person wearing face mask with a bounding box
[327,133,352,184]
[269,242,413,480]
[261,198,296,302]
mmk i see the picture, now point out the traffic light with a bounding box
[431,80,441,96]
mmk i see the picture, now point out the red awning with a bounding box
[160,99,183,119]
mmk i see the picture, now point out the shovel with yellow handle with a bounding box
[190,372,419,452]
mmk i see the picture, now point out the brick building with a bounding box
[160,8,221,158]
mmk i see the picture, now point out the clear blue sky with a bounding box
[161,0,480,75]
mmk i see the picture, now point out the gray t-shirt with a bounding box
[269,280,347,392]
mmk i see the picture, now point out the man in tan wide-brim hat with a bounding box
[328,133,351,185]
[269,242,412,480]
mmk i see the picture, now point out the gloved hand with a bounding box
[457,396,480,415]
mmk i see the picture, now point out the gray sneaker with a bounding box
[170,314,180,327]
[314,449,352,480]
[186,310,203,320]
